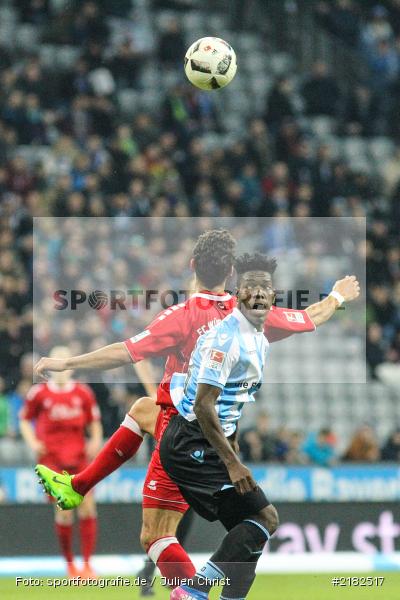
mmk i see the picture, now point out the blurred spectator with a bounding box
[274,426,290,462]
[366,322,385,377]
[265,77,296,131]
[381,147,400,195]
[302,428,337,466]
[246,118,273,174]
[16,0,52,25]
[284,431,309,465]
[302,62,341,117]
[0,377,9,437]
[364,38,399,93]
[71,1,109,46]
[315,0,361,48]
[157,17,186,67]
[361,5,393,51]
[342,424,381,462]
[107,40,143,88]
[343,84,379,136]
[311,144,334,215]
[381,428,400,461]
[239,412,277,463]
[386,328,400,363]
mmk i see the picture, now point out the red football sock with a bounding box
[55,522,74,564]
[148,536,196,584]
[72,415,143,496]
[79,516,97,564]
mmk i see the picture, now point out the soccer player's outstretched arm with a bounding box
[194,383,256,495]
[34,304,184,381]
[34,342,132,381]
[305,275,361,327]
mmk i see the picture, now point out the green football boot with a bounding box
[35,464,83,510]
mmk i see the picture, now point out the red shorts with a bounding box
[142,406,189,513]
[39,454,88,475]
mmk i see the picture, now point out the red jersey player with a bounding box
[20,346,102,578]
[34,230,360,584]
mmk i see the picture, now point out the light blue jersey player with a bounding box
[170,307,269,437]
[161,252,280,600]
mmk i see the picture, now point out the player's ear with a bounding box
[189,257,195,272]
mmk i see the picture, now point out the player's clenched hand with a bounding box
[227,460,258,495]
[333,275,360,302]
[34,357,68,381]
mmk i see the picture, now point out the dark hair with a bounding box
[192,229,236,288]
[235,252,277,277]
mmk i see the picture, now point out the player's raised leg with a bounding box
[73,396,158,496]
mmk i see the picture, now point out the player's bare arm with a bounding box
[306,275,361,327]
[34,342,132,381]
[19,418,45,456]
[194,382,257,495]
[85,421,103,460]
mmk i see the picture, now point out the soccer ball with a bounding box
[184,37,237,91]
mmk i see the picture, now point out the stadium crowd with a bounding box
[0,0,399,461]
[239,413,400,465]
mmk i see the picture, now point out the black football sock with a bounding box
[190,519,270,596]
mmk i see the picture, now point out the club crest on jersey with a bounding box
[207,349,225,370]
[283,311,305,324]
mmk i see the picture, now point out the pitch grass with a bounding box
[1,573,399,600]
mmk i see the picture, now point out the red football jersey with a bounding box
[21,381,100,465]
[124,291,315,407]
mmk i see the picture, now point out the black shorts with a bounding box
[159,415,270,529]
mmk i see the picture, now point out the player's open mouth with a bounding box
[247,299,270,314]
[252,302,268,310]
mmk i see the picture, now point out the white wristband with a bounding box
[329,291,345,307]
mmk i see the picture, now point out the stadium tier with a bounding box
[0,0,400,591]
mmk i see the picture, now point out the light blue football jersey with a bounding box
[170,307,269,437]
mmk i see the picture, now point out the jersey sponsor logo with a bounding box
[147,480,157,490]
[190,449,205,463]
[49,405,83,420]
[283,311,305,324]
[207,349,225,371]
[129,330,150,344]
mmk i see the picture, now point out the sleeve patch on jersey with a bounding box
[283,311,305,324]
[207,349,226,371]
[129,330,150,343]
